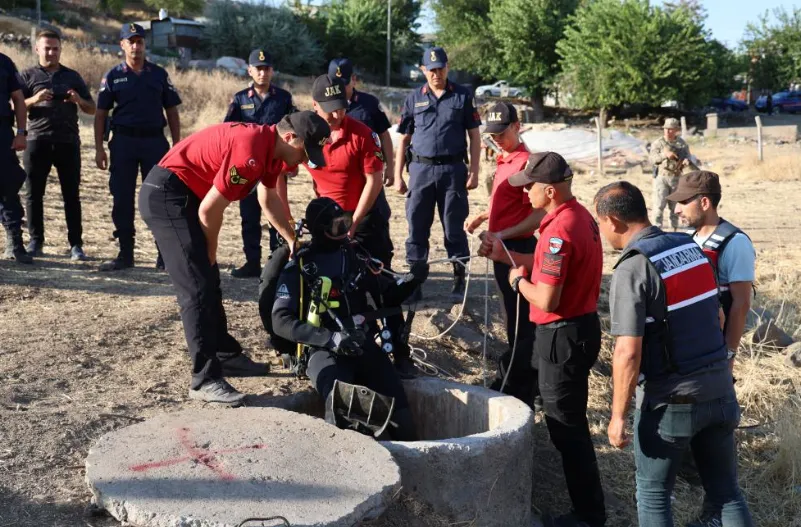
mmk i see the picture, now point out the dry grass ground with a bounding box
[1,42,801,526]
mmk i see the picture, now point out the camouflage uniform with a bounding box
[649,136,695,229]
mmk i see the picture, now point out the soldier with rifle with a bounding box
[649,118,699,230]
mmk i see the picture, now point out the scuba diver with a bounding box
[269,197,428,440]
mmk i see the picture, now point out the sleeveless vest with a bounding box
[688,219,748,321]
[615,230,728,380]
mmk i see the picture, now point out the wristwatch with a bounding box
[16,128,27,136]
[511,275,525,293]
[727,348,737,360]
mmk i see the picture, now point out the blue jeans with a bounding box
[634,395,753,527]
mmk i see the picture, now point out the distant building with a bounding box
[134,15,205,58]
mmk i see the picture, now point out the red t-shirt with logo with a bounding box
[159,122,282,201]
[488,144,535,238]
[304,116,384,212]
[529,198,602,325]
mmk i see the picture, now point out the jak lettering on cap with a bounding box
[484,102,518,134]
[312,74,347,113]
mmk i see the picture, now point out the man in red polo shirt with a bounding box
[465,102,543,406]
[306,74,393,265]
[139,111,331,405]
[480,151,606,527]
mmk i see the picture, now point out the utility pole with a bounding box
[386,0,391,87]
[36,0,41,27]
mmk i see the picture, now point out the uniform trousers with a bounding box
[405,161,469,263]
[489,237,538,405]
[139,166,243,389]
[534,311,606,526]
[109,131,169,246]
[0,125,26,232]
[23,139,82,247]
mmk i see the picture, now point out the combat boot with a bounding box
[99,240,134,272]
[450,261,466,298]
[4,230,33,264]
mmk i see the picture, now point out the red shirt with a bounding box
[304,116,384,212]
[159,123,281,201]
[488,144,535,238]
[529,198,602,325]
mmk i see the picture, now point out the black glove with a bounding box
[329,329,366,356]
[409,261,429,284]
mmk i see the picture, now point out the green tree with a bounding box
[205,1,324,75]
[325,0,421,78]
[742,7,801,91]
[143,0,204,18]
[489,0,579,118]
[557,0,719,112]
[430,0,494,74]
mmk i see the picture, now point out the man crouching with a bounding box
[271,197,427,440]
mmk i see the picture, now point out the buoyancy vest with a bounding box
[615,230,728,380]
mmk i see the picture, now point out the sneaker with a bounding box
[220,354,270,377]
[188,379,246,405]
[156,254,166,271]
[26,239,43,257]
[231,260,261,278]
[70,246,87,261]
[394,356,419,379]
[99,254,133,272]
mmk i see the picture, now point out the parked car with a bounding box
[755,91,801,113]
[707,97,748,112]
[475,80,523,98]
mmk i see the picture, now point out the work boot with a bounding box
[4,230,34,264]
[188,379,245,406]
[99,242,134,272]
[26,238,43,257]
[70,245,87,261]
[450,261,466,298]
[220,354,270,377]
[231,260,261,278]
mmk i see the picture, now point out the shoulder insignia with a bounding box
[229,166,249,185]
[276,283,291,300]
[548,237,564,254]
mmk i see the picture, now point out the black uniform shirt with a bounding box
[0,53,21,119]
[19,64,92,143]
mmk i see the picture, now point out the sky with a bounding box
[415,0,798,50]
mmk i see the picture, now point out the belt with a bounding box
[410,153,465,166]
[112,125,164,138]
[536,311,598,330]
[667,394,697,404]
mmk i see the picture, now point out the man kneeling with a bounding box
[271,197,427,440]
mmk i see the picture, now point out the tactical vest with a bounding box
[615,231,728,380]
[688,219,748,322]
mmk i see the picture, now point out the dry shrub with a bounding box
[733,154,801,182]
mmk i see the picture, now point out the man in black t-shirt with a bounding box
[20,29,96,260]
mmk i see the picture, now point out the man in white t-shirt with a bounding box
[669,171,756,366]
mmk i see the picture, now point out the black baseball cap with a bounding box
[312,74,347,113]
[423,47,448,69]
[666,171,722,202]
[508,152,573,187]
[288,111,331,168]
[484,102,518,134]
[328,58,353,82]
[120,23,146,40]
[248,49,272,67]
